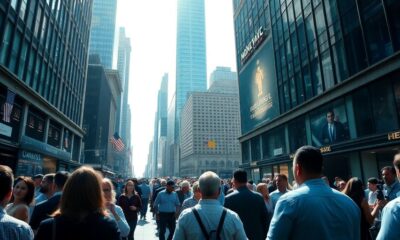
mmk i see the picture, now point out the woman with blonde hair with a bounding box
[256,183,274,218]
[6,176,35,223]
[102,178,130,237]
[34,166,120,240]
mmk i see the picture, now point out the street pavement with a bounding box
[135,210,170,240]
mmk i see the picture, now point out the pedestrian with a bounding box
[176,180,191,206]
[269,174,289,209]
[34,174,55,204]
[6,176,34,223]
[173,171,247,240]
[179,181,201,215]
[32,174,43,198]
[0,165,34,240]
[139,179,151,220]
[118,179,142,240]
[256,183,274,220]
[102,178,130,238]
[267,146,360,240]
[224,169,269,240]
[34,166,120,240]
[153,180,180,240]
[381,165,400,201]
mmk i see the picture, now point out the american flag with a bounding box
[110,132,125,152]
[2,89,16,123]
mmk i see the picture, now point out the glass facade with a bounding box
[0,0,92,125]
[234,0,400,181]
[89,0,117,68]
[175,0,207,141]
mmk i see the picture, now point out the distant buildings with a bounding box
[0,0,93,174]
[89,0,118,69]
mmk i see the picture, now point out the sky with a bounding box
[115,0,237,177]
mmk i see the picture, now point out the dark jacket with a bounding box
[224,186,270,240]
[117,194,142,221]
[320,121,347,144]
[30,194,62,230]
[34,212,121,240]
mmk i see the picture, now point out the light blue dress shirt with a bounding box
[269,189,288,208]
[0,207,34,240]
[153,190,180,213]
[376,196,400,240]
[139,183,151,199]
[173,199,247,240]
[383,180,400,201]
[267,179,360,240]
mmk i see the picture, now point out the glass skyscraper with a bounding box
[175,0,207,141]
[89,0,117,68]
[233,0,400,183]
[0,0,93,175]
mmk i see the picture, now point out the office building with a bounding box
[89,0,117,68]
[233,0,400,183]
[208,66,238,94]
[0,0,93,174]
[209,66,238,88]
[175,0,207,142]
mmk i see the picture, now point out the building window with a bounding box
[11,0,18,9]
[310,99,350,147]
[25,108,45,142]
[262,127,286,159]
[0,22,12,65]
[242,140,250,164]
[9,31,21,73]
[385,0,400,51]
[288,117,307,153]
[18,41,28,79]
[394,77,400,122]
[251,136,261,161]
[48,122,61,148]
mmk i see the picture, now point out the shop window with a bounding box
[25,108,45,142]
[385,0,400,51]
[251,136,261,161]
[0,87,23,142]
[394,78,400,122]
[288,117,307,153]
[47,122,61,148]
[262,127,286,159]
[353,88,375,137]
[242,140,250,164]
[310,99,350,147]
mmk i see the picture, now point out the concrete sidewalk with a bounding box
[134,211,171,240]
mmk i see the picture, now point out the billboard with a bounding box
[239,38,280,135]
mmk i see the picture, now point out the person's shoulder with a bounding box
[225,190,239,199]
[2,213,32,230]
[385,197,400,211]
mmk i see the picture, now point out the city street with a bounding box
[135,211,168,240]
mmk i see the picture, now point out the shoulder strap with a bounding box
[192,207,209,239]
[216,209,227,240]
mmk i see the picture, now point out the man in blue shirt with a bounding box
[139,179,151,220]
[154,180,180,240]
[381,165,400,201]
[377,153,400,240]
[267,146,360,240]
[269,174,289,209]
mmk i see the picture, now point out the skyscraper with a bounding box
[116,27,131,144]
[0,0,93,175]
[175,0,207,142]
[89,0,117,68]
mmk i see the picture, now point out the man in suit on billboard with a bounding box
[320,110,347,144]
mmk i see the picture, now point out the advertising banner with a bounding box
[239,38,280,134]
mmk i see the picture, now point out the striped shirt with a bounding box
[0,207,34,240]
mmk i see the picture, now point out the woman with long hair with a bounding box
[102,178,130,238]
[34,166,120,240]
[342,177,382,240]
[5,176,34,223]
[117,179,142,240]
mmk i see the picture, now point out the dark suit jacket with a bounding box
[320,121,347,144]
[224,186,269,240]
[30,194,62,230]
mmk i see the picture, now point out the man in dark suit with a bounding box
[175,180,191,206]
[29,171,69,231]
[320,110,347,144]
[224,169,269,240]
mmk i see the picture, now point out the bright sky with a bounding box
[115,0,237,177]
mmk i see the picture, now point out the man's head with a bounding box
[192,181,201,200]
[180,180,190,193]
[367,177,378,191]
[166,180,175,193]
[381,166,396,186]
[54,171,70,191]
[326,111,335,124]
[233,169,247,188]
[393,153,400,180]
[0,165,13,206]
[274,174,288,192]
[160,179,167,186]
[32,174,43,188]
[40,173,55,195]
[199,171,220,199]
[293,146,323,185]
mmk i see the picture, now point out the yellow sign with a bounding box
[207,140,216,149]
[388,131,400,141]
[320,146,332,153]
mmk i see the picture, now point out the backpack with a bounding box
[191,207,227,240]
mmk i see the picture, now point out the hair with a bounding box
[256,183,269,198]
[160,179,167,186]
[393,153,400,170]
[43,173,55,184]
[12,176,35,205]
[192,181,200,193]
[123,180,135,195]
[56,166,105,221]
[342,177,365,206]
[180,180,190,188]
[102,178,116,203]
[367,177,378,184]
[0,165,13,201]
[199,171,220,197]
[233,169,247,183]
[275,174,288,182]
[54,171,70,190]
[294,146,323,174]
[326,110,335,116]
[381,166,396,175]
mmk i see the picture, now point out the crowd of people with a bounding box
[1,145,400,240]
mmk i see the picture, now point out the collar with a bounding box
[300,178,326,188]
[199,199,220,205]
